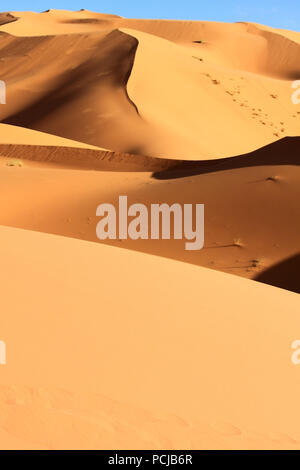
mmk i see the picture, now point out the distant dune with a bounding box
[1,10,299,159]
[0,10,299,450]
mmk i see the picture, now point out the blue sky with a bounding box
[6,0,300,31]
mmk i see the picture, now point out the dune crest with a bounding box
[0,9,299,450]
[1,11,299,159]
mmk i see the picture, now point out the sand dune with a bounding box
[124,19,300,78]
[0,29,158,155]
[1,11,299,159]
[0,123,105,148]
[0,9,299,450]
[124,27,300,159]
[0,225,300,449]
[0,137,299,290]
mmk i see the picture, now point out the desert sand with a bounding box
[0,9,299,449]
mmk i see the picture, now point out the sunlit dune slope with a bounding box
[124,27,300,159]
[0,9,299,450]
[0,138,299,290]
[0,225,300,449]
[0,123,105,149]
[0,29,162,156]
[0,10,299,159]
[0,124,178,171]
[0,9,299,291]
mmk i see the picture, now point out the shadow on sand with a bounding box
[152,137,300,180]
[255,253,300,294]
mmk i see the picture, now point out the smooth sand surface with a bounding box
[0,155,299,283]
[0,225,300,449]
[0,10,299,449]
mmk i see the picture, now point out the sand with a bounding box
[0,9,299,449]
[0,225,300,450]
[1,11,299,158]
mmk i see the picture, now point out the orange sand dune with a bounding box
[0,124,178,171]
[122,20,300,77]
[0,11,299,159]
[0,10,299,450]
[0,29,161,155]
[0,137,299,291]
[0,225,300,450]
[124,27,300,159]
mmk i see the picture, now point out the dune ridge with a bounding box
[0,10,299,289]
[0,9,299,450]
[0,12,17,26]
[1,12,299,159]
[0,143,180,171]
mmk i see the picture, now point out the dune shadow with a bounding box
[255,253,300,294]
[0,13,18,26]
[61,19,112,24]
[2,29,139,129]
[152,137,300,180]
